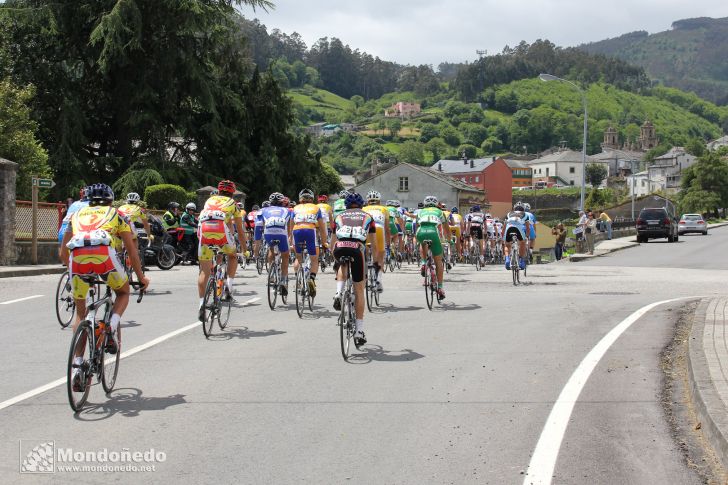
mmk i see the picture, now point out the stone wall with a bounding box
[15,241,59,265]
[0,158,18,264]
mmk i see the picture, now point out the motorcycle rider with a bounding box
[179,202,199,263]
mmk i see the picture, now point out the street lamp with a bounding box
[539,73,588,211]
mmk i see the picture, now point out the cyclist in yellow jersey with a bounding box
[197,180,246,320]
[448,207,464,260]
[60,184,149,378]
[362,190,390,292]
[117,192,151,239]
[316,194,334,238]
[293,189,329,297]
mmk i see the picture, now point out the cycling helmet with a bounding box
[345,192,365,209]
[185,202,196,211]
[417,202,424,209]
[236,202,244,210]
[218,180,236,194]
[494,217,500,222]
[393,200,401,208]
[299,188,314,201]
[385,200,395,206]
[290,201,296,207]
[423,195,438,207]
[126,192,141,204]
[86,183,114,205]
[451,207,458,213]
[252,204,260,211]
[366,190,381,203]
[318,195,328,203]
[269,192,285,205]
[261,201,270,208]
[513,202,525,212]
[523,202,531,211]
[485,212,492,218]
[168,202,180,211]
[338,190,350,199]
[210,189,219,196]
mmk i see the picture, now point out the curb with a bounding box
[687,298,728,472]
[0,266,66,278]
[708,222,728,230]
[568,241,639,262]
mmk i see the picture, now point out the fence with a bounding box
[15,200,64,241]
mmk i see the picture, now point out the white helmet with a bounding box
[523,203,531,211]
[126,192,141,203]
[186,202,196,211]
[366,190,381,203]
[423,195,438,207]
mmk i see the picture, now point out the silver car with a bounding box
[678,214,708,235]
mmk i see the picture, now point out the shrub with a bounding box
[144,184,189,210]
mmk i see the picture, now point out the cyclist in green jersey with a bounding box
[333,190,349,219]
[385,200,402,259]
[415,196,451,299]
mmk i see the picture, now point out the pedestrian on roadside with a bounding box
[585,211,597,255]
[575,210,587,252]
[552,223,567,260]
[599,211,612,240]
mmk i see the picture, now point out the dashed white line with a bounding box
[0,295,44,305]
[523,296,700,485]
[0,297,260,412]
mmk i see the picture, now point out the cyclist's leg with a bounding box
[198,242,213,298]
[278,237,290,279]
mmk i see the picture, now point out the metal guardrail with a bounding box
[15,200,64,241]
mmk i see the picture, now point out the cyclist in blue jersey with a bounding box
[58,187,90,245]
[261,193,293,296]
[503,202,531,271]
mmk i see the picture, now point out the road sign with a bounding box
[32,178,55,188]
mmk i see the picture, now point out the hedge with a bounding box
[144,184,190,210]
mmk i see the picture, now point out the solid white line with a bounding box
[523,296,699,485]
[0,297,259,412]
[0,295,44,305]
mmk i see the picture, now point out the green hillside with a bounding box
[301,79,728,176]
[579,17,728,106]
[287,86,354,121]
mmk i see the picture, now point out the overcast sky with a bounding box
[239,0,728,66]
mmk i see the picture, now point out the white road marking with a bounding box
[0,297,259,412]
[524,296,700,485]
[0,295,44,305]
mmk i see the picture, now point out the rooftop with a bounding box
[527,149,599,165]
[355,162,483,194]
[430,157,497,174]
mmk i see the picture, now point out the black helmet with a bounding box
[86,183,114,205]
[168,202,180,211]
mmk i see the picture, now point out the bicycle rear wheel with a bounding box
[424,265,433,310]
[295,269,305,318]
[267,263,278,310]
[67,321,93,411]
[365,269,374,312]
[202,277,217,337]
[56,271,75,328]
[101,326,120,393]
[339,291,354,361]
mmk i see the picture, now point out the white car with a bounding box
[678,214,708,235]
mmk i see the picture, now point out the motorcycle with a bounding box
[168,227,199,265]
[138,215,177,270]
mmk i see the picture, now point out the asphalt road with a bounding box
[1,227,727,484]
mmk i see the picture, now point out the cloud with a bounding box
[239,0,728,65]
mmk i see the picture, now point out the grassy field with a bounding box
[288,87,353,118]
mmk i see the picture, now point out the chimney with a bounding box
[470,160,474,168]
[438,162,442,172]
[492,156,496,162]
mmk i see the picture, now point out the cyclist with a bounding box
[449,207,464,260]
[503,202,530,271]
[118,192,152,241]
[333,190,349,220]
[58,186,89,245]
[466,205,487,264]
[179,202,199,261]
[362,190,390,293]
[197,180,246,320]
[385,200,402,262]
[60,184,149,389]
[162,202,181,233]
[493,216,505,257]
[261,192,293,296]
[331,192,377,348]
[317,194,335,263]
[523,202,537,257]
[292,189,328,297]
[253,201,268,259]
[416,196,451,300]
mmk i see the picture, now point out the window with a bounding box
[474,176,479,183]
[569,166,575,174]
[398,176,409,192]
[569,180,574,185]
[546,168,550,177]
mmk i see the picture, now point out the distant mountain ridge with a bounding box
[579,17,728,105]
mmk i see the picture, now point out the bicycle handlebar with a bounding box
[130,282,145,303]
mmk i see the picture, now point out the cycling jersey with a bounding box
[317,203,333,226]
[449,213,463,238]
[386,206,400,234]
[67,205,132,298]
[197,195,242,261]
[245,210,256,230]
[333,209,376,283]
[262,206,292,253]
[504,211,527,241]
[333,198,346,219]
[58,200,89,243]
[416,207,447,257]
[180,212,197,236]
[293,203,322,230]
[363,204,388,249]
[118,203,148,235]
[523,211,537,240]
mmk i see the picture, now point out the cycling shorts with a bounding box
[254,226,263,241]
[395,223,402,233]
[264,233,290,253]
[529,226,536,240]
[450,225,462,239]
[405,222,413,234]
[505,224,526,242]
[293,228,317,256]
[470,226,484,240]
[373,225,386,251]
[70,246,128,299]
[333,241,366,283]
[389,221,399,236]
[416,225,443,257]
[198,220,236,262]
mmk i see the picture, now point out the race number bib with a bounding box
[67,229,113,249]
[199,210,226,222]
[336,225,366,241]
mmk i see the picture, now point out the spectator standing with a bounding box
[599,211,612,240]
[575,210,587,253]
[585,211,597,254]
[552,223,567,260]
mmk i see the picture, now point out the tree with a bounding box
[685,137,707,157]
[0,79,51,199]
[426,137,448,162]
[312,162,343,195]
[678,151,728,216]
[457,144,478,159]
[585,163,608,187]
[398,140,425,165]
[388,118,402,138]
[419,124,439,143]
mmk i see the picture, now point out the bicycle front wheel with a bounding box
[202,277,217,337]
[218,283,232,330]
[56,271,75,328]
[67,321,92,411]
[101,326,121,393]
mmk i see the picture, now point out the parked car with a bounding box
[636,207,679,243]
[678,213,708,235]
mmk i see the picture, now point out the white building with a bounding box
[528,149,608,187]
[648,147,697,194]
[707,135,728,152]
[626,171,666,197]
